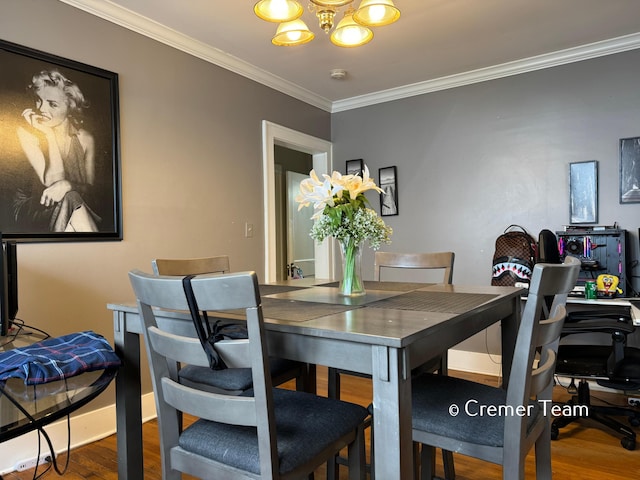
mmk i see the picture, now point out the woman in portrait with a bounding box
[15,70,100,232]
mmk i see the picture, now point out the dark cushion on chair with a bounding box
[179,357,301,392]
[178,388,369,475]
[412,374,540,447]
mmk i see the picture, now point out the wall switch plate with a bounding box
[245,223,254,238]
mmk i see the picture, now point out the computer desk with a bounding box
[566,296,640,326]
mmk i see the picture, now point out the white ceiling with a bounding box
[60,0,640,112]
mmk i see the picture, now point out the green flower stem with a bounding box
[340,238,365,296]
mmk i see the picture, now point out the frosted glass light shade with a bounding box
[272,19,315,46]
[353,0,400,27]
[254,0,304,23]
[330,12,373,47]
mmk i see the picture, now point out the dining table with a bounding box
[108,279,522,479]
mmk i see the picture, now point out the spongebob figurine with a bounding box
[596,274,622,297]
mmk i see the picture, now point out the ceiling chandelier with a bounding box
[254,0,401,48]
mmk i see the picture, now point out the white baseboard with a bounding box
[448,349,503,377]
[0,392,157,475]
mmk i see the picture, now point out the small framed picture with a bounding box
[569,160,598,224]
[379,166,398,216]
[619,136,640,204]
[346,159,364,177]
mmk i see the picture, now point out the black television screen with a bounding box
[0,236,18,337]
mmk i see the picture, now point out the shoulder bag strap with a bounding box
[181,275,226,369]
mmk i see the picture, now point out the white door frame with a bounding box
[262,121,334,283]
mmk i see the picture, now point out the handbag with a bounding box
[181,275,248,370]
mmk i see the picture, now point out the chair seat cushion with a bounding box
[412,373,540,447]
[179,357,301,392]
[178,387,368,475]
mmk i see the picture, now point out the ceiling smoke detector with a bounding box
[330,69,347,79]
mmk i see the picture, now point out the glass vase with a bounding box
[339,238,366,297]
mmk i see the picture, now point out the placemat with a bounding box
[223,297,362,323]
[317,281,429,292]
[258,284,309,296]
[366,291,499,314]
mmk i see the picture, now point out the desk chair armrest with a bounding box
[562,319,635,336]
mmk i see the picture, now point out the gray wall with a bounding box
[0,0,329,404]
[333,50,640,352]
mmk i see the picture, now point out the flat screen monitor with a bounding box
[0,235,18,337]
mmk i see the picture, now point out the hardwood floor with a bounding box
[4,368,639,479]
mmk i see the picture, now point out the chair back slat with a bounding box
[537,305,567,348]
[529,348,557,396]
[374,251,455,283]
[188,272,261,312]
[161,377,258,426]
[152,255,231,276]
[148,326,210,368]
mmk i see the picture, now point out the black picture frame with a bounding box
[0,39,121,242]
[379,166,398,216]
[619,136,640,204]
[346,159,364,177]
[569,160,598,224]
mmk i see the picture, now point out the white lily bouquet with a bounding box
[296,166,392,296]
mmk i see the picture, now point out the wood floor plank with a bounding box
[3,367,638,479]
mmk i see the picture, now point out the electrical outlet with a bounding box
[14,454,51,472]
[628,397,640,407]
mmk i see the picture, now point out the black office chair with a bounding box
[552,304,640,450]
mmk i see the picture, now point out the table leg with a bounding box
[371,345,412,480]
[113,311,143,480]
[500,295,522,388]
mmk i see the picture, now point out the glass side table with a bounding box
[0,367,118,443]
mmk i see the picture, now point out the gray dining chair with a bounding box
[129,269,369,480]
[328,251,455,479]
[151,256,309,394]
[411,255,581,480]
[373,251,455,283]
[374,251,455,377]
[152,255,231,276]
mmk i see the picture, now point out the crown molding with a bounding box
[331,32,640,112]
[59,1,640,114]
[58,0,333,112]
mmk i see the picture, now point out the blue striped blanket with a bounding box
[0,331,121,385]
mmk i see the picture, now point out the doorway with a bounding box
[261,121,333,283]
[285,168,315,280]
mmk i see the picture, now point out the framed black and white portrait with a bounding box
[379,166,398,216]
[569,160,598,224]
[620,136,640,204]
[346,159,364,177]
[0,39,121,242]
